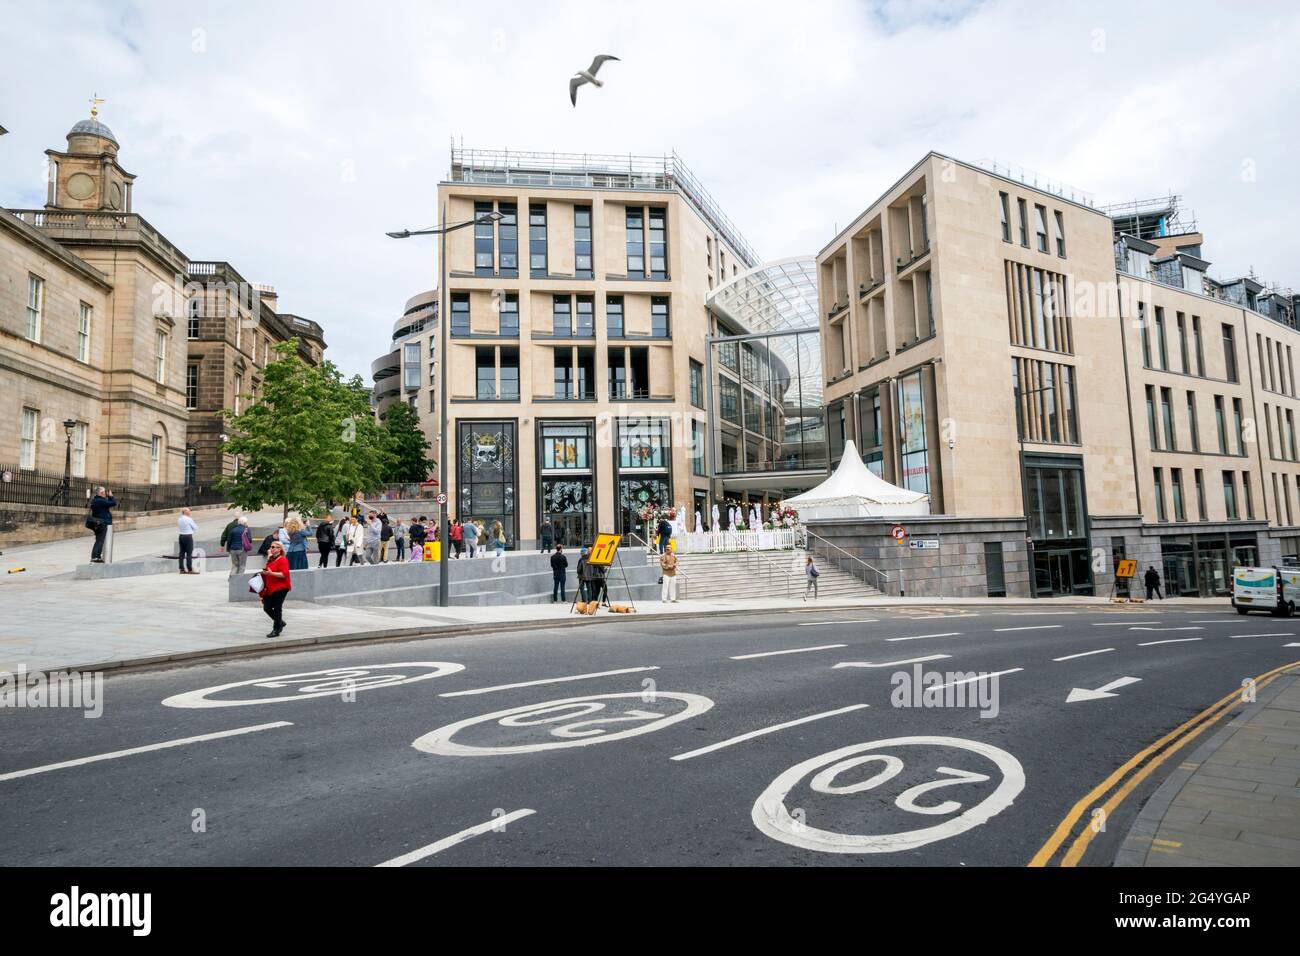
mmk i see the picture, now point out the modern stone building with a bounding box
[371,288,438,453]
[1,105,325,509]
[429,146,762,548]
[816,152,1300,598]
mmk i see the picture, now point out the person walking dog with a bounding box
[88,486,116,563]
[259,540,292,638]
[550,543,569,603]
[177,508,199,574]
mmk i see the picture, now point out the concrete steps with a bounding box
[672,550,880,600]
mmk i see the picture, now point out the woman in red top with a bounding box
[261,541,292,638]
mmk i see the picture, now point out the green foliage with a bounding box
[217,342,391,516]
[379,401,434,482]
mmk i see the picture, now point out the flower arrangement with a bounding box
[770,503,800,528]
[637,504,676,524]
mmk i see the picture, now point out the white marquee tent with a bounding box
[786,440,930,520]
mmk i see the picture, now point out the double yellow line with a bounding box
[1029,659,1300,867]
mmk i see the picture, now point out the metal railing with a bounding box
[0,464,226,512]
[803,529,891,594]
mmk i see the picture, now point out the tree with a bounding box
[217,343,389,519]
[380,401,434,482]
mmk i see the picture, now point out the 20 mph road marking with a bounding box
[1066,677,1142,703]
[375,809,536,867]
[886,632,962,642]
[833,654,951,669]
[0,722,293,782]
[671,704,869,761]
[731,644,847,660]
[1054,648,1115,662]
[439,666,659,697]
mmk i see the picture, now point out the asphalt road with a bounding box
[3,603,1298,867]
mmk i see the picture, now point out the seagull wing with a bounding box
[588,54,620,75]
[569,75,585,106]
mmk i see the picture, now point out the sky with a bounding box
[2,0,1299,379]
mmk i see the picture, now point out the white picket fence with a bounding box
[669,527,801,554]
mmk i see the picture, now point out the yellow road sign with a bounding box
[1116,559,1137,579]
[588,533,622,566]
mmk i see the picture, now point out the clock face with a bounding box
[66,172,95,201]
[108,182,122,209]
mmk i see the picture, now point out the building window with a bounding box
[1138,302,1151,367]
[1215,396,1227,454]
[1017,198,1028,247]
[474,201,495,276]
[689,359,704,408]
[1223,471,1238,520]
[403,342,421,389]
[1222,324,1238,383]
[429,390,437,412]
[1244,471,1256,520]
[1195,469,1207,520]
[184,447,197,486]
[77,302,92,362]
[451,293,470,336]
[1153,468,1167,522]
[25,274,43,341]
[552,296,572,337]
[1171,468,1186,521]
[1004,263,1073,353]
[1016,357,1080,445]
[609,346,649,400]
[575,295,594,337]
[499,347,519,400]
[457,420,517,547]
[72,421,87,478]
[1191,316,1204,375]
[625,207,645,277]
[155,329,168,383]
[692,419,707,476]
[233,372,243,415]
[897,369,930,493]
[1154,307,1168,370]
[20,407,38,470]
[188,298,201,339]
[150,435,162,485]
[499,293,519,336]
[1053,210,1066,257]
[1145,386,1159,449]
[617,417,668,469]
[648,207,667,279]
[1161,388,1176,451]
[1176,313,1189,374]
[1186,392,1200,451]
[187,364,199,409]
[719,376,739,424]
[651,296,670,337]
[998,192,1010,242]
[552,345,595,400]
[606,296,624,337]
[1034,204,1049,253]
[497,203,518,276]
[574,205,593,279]
[529,203,548,277]
[1232,398,1245,456]
[476,346,496,399]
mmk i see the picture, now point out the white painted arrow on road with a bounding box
[1066,676,1142,703]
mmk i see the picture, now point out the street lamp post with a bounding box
[60,418,76,507]
[387,208,503,607]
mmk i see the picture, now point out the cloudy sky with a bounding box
[3,0,1298,379]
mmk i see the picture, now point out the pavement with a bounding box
[3,598,1299,867]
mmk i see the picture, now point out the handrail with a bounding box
[803,529,891,594]
[739,539,796,599]
[627,530,688,599]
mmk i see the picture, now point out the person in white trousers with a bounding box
[660,548,679,602]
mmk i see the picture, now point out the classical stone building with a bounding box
[816,153,1300,598]
[1,105,325,516]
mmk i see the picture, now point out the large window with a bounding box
[499,347,519,400]
[187,364,199,409]
[648,207,667,279]
[77,302,92,362]
[617,417,668,469]
[474,201,495,276]
[552,296,571,337]
[72,421,87,478]
[451,293,470,336]
[1054,210,1066,257]
[1016,198,1028,247]
[691,419,706,476]
[155,329,168,383]
[1025,457,1087,541]
[529,203,548,277]
[1222,324,1238,383]
[606,296,624,337]
[1191,316,1204,375]
[1034,204,1049,253]
[1153,468,1167,522]
[651,296,670,337]
[897,369,929,493]
[689,359,704,408]
[1013,357,1080,445]
[20,407,38,470]
[26,274,43,341]
[608,346,648,400]
[476,346,496,399]
[574,205,593,279]
[552,346,595,400]
[614,417,671,534]
[150,435,162,484]
[233,372,243,415]
[858,387,884,476]
[403,342,421,389]
[457,420,517,547]
[497,203,518,276]
[499,293,519,336]
[1223,471,1238,520]
[187,297,201,339]
[1005,262,1072,353]
[575,295,594,337]
[998,192,1011,242]
[1172,468,1186,521]
[625,207,644,276]
[719,377,739,424]
[538,421,594,547]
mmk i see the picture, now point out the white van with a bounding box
[1232,566,1300,616]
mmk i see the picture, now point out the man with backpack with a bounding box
[656,515,674,554]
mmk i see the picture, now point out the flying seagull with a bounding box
[570,55,620,106]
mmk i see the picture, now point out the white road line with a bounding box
[886,631,962,642]
[1130,626,1203,632]
[1186,620,1238,624]
[1053,647,1116,662]
[375,809,536,867]
[796,619,878,627]
[0,722,293,783]
[1229,632,1292,639]
[731,644,847,660]
[1006,611,1079,616]
[1092,621,1160,626]
[1286,642,1300,647]
[670,704,869,762]
[1137,638,1203,646]
[439,666,659,698]
[994,625,1062,632]
[932,668,1022,690]
[833,653,951,669]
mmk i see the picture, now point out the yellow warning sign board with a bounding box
[588,533,622,566]
[1116,559,1137,579]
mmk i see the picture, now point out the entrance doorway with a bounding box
[1032,544,1094,597]
[546,512,590,550]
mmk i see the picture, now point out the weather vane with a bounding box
[89,93,105,119]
